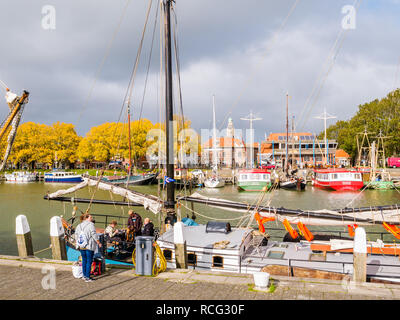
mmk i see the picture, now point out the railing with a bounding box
[263,227,400,243]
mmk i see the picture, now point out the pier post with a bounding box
[353,227,367,283]
[15,215,34,257]
[50,216,67,261]
[174,221,187,269]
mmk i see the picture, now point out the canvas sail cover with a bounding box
[46,177,163,214]
[180,193,400,226]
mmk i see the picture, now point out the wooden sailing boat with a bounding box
[204,95,225,188]
[367,132,394,190]
[102,105,157,186]
[45,0,400,282]
[279,94,306,190]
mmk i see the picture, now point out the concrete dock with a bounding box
[1,255,400,300]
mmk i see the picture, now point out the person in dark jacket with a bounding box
[126,210,142,241]
[142,218,154,236]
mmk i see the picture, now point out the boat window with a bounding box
[354,173,361,180]
[263,174,268,180]
[252,174,260,180]
[332,174,338,180]
[266,251,285,259]
[212,256,224,268]
[241,175,248,180]
[309,253,326,262]
[163,249,173,261]
[187,253,197,266]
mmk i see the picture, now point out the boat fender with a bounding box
[297,222,314,242]
[283,219,298,240]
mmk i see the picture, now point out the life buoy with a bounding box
[297,222,314,241]
[254,212,275,233]
[347,224,358,237]
[283,219,298,239]
[383,222,400,240]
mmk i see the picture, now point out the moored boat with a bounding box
[5,171,37,182]
[44,171,82,183]
[102,173,157,186]
[204,176,225,188]
[156,222,400,283]
[312,169,364,191]
[237,169,271,192]
[280,177,306,190]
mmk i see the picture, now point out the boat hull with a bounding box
[104,174,157,186]
[280,181,306,190]
[313,179,363,191]
[204,179,225,188]
[44,177,83,183]
[237,181,271,192]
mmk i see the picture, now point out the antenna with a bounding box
[314,108,336,165]
[241,111,262,168]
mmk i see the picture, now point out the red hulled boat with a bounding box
[312,169,364,191]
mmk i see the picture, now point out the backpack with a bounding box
[75,224,89,249]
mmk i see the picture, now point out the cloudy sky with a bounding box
[0,0,399,142]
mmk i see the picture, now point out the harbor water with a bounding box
[1,181,400,259]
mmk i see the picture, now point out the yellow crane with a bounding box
[0,88,29,171]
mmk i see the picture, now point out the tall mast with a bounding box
[285,92,289,174]
[314,109,336,166]
[127,104,133,176]
[212,95,217,168]
[164,0,175,210]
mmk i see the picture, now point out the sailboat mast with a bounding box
[164,0,175,210]
[127,104,133,175]
[285,92,289,174]
[212,95,217,168]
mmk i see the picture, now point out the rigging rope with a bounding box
[0,79,9,90]
[297,0,362,131]
[76,0,132,128]
[218,0,301,131]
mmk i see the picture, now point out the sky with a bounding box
[0,0,399,143]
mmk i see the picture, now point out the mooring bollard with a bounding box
[353,227,367,283]
[174,221,188,269]
[50,216,67,261]
[15,215,34,257]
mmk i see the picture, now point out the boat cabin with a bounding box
[313,169,363,191]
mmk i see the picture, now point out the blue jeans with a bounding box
[80,249,94,279]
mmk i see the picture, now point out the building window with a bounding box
[163,249,173,261]
[187,253,197,266]
[212,256,224,268]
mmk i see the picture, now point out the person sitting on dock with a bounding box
[142,218,154,237]
[104,220,123,243]
[126,210,142,242]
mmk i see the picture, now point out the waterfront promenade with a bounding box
[1,255,400,300]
